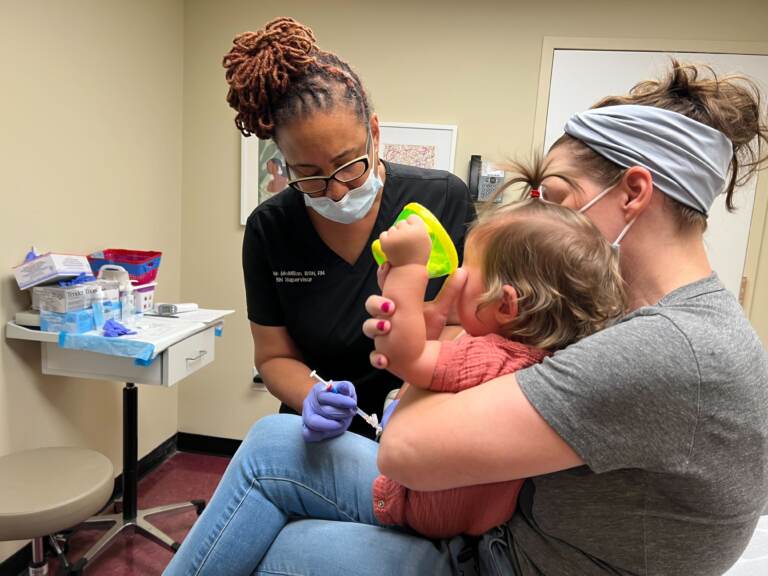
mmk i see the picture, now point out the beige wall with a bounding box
[2,0,768,564]
[179,0,768,441]
[0,0,183,562]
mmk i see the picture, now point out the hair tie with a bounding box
[530,188,542,199]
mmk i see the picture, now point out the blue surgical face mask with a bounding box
[578,183,637,252]
[303,160,383,224]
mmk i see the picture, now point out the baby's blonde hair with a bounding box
[469,199,626,351]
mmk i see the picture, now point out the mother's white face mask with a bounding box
[303,161,383,224]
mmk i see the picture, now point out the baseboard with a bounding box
[0,545,29,576]
[0,434,178,576]
[177,432,242,457]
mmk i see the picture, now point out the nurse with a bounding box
[233,17,475,438]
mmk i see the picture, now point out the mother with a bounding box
[372,62,768,574]
[166,62,768,576]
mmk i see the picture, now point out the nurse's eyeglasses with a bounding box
[286,130,373,197]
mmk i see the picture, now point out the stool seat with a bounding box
[0,447,113,541]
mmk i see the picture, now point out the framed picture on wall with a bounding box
[378,123,457,173]
[240,136,289,225]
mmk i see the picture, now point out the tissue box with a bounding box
[13,253,92,290]
[33,281,119,313]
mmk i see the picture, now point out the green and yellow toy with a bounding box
[371,202,458,279]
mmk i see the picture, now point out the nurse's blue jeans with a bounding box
[163,414,455,576]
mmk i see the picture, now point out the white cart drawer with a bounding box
[43,343,164,385]
[163,326,215,385]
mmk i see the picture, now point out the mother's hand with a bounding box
[363,266,467,369]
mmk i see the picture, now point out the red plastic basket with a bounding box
[88,249,162,285]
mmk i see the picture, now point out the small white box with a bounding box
[13,253,92,290]
[134,283,157,313]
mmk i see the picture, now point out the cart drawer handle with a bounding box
[186,350,208,363]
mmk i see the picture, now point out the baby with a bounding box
[372,197,626,538]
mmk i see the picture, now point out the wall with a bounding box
[0,0,184,562]
[178,0,768,440]
[0,0,766,564]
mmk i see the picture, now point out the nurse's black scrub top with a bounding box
[243,160,476,438]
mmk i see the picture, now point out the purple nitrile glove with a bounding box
[102,319,137,337]
[302,380,358,442]
[380,398,400,431]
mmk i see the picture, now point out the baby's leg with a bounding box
[404,481,523,538]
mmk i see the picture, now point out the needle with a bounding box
[309,370,382,434]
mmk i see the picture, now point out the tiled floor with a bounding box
[49,452,230,575]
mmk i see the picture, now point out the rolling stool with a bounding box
[0,447,113,575]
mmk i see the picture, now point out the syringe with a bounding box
[309,370,382,435]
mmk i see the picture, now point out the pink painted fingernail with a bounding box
[377,320,386,331]
[381,302,391,313]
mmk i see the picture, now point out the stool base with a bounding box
[65,499,205,574]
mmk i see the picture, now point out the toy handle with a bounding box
[371,203,458,279]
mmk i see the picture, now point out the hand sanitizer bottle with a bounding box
[92,287,106,330]
[120,283,136,326]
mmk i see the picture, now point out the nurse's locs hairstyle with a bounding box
[469,200,627,352]
[223,17,371,140]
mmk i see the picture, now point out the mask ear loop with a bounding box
[610,216,638,253]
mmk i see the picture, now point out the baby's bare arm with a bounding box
[375,217,442,387]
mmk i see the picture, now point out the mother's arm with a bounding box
[377,374,583,491]
[365,289,584,492]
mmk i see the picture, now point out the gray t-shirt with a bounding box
[489,274,768,575]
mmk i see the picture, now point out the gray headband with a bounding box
[564,104,733,215]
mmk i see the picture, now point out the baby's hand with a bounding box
[378,215,432,267]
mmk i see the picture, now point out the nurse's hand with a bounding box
[363,267,467,367]
[302,381,357,442]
